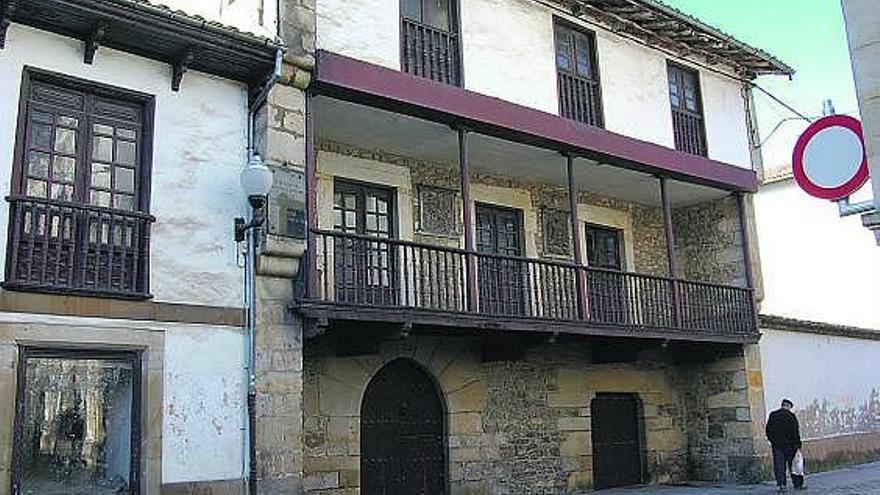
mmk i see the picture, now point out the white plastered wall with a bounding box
[0,25,248,308]
[760,327,880,439]
[162,323,246,483]
[317,0,401,70]
[754,179,880,329]
[460,0,558,113]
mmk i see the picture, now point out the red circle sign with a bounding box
[792,115,869,201]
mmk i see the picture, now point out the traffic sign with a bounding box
[792,115,869,201]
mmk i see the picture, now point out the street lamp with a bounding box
[235,154,273,241]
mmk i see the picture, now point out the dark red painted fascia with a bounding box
[313,50,758,193]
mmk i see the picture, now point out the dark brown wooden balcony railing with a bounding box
[558,71,603,127]
[308,230,756,337]
[672,108,708,156]
[5,196,153,298]
[401,18,461,86]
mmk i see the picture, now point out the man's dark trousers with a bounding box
[772,445,804,488]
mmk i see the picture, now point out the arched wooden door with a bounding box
[361,359,446,495]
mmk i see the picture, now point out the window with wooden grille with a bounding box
[667,63,707,156]
[555,21,603,127]
[5,71,154,298]
[400,0,461,85]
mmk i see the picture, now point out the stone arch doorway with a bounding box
[360,358,447,495]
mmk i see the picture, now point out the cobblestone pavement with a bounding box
[586,462,880,495]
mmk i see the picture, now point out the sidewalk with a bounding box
[587,462,880,494]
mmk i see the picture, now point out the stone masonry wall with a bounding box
[672,196,747,287]
[299,333,762,494]
[680,344,768,483]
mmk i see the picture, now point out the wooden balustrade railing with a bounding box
[672,108,708,156]
[401,18,461,86]
[5,196,153,298]
[309,230,756,336]
[558,71,603,127]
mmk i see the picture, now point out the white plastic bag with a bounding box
[792,450,805,476]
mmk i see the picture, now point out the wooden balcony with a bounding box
[4,196,153,299]
[672,108,708,157]
[300,230,758,343]
[558,71,603,127]
[401,18,461,86]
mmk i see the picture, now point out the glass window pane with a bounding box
[556,29,572,72]
[53,156,77,183]
[54,128,77,154]
[18,356,134,495]
[28,152,50,178]
[51,184,74,202]
[91,190,111,207]
[114,194,135,211]
[31,110,53,123]
[401,0,421,21]
[424,0,450,30]
[27,179,48,197]
[91,163,111,189]
[575,35,593,78]
[116,141,137,165]
[344,193,357,209]
[94,123,114,135]
[93,136,113,162]
[116,128,137,140]
[31,123,53,149]
[115,167,135,193]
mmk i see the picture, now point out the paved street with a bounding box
[588,462,880,494]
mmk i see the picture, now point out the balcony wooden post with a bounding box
[737,192,760,331]
[305,91,318,299]
[458,128,478,312]
[566,154,589,320]
[659,177,681,327]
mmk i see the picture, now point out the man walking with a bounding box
[766,398,805,491]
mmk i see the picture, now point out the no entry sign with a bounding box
[792,115,869,201]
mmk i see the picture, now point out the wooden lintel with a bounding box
[171,48,194,92]
[84,21,107,64]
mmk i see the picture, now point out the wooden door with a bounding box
[475,204,527,316]
[586,225,627,324]
[591,393,643,489]
[361,359,446,495]
[333,180,396,305]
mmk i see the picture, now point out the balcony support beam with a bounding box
[305,91,318,299]
[566,154,589,319]
[659,176,681,327]
[736,193,755,290]
[458,128,478,311]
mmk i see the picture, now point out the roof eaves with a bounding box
[643,0,793,76]
[120,0,284,51]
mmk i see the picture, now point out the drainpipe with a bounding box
[243,47,283,495]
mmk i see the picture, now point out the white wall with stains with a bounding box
[315,0,753,168]
[760,328,880,439]
[755,178,880,329]
[163,324,246,483]
[0,25,248,308]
